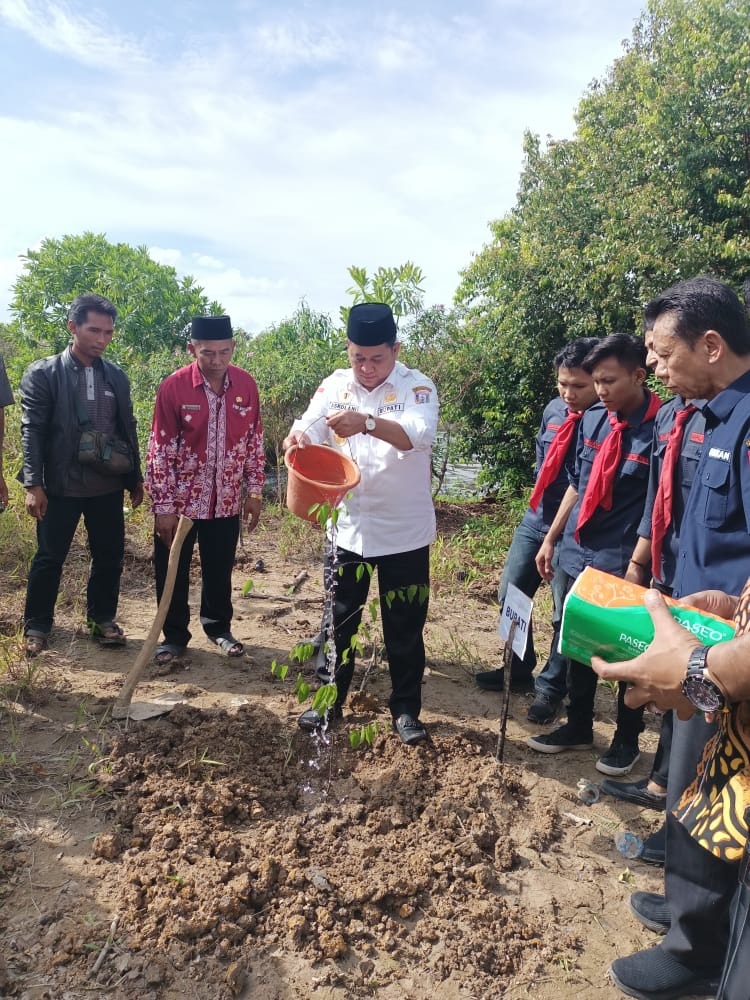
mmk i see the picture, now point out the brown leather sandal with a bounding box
[90,621,126,646]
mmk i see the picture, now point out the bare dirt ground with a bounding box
[0,501,667,1000]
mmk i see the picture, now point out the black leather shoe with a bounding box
[394,715,427,746]
[475,668,535,693]
[630,892,670,934]
[298,703,342,731]
[600,777,667,811]
[526,693,561,723]
[641,824,666,866]
[609,946,720,999]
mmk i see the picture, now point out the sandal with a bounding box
[24,633,48,658]
[154,643,187,666]
[210,633,244,658]
[90,621,127,646]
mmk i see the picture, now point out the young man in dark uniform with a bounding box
[474,339,599,722]
[528,333,661,775]
[599,327,705,865]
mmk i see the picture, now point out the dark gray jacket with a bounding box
[19,348,143,495]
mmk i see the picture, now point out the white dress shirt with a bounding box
[291,361,439,557]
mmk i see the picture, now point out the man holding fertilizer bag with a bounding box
[592,276,750,1000]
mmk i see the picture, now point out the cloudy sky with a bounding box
[0,0,645,333]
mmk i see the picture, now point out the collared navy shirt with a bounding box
[672,370,750,599]
[520,396,580,533]
[637,395,705,589]
[559,392,660,579]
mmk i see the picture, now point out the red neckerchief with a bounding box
[528,409,583,512]
[575,389,661,542]
[650,402,698,577]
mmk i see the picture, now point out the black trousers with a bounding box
[717,810,750,999]
[329,545,430,720]
[153,516,239,648]
[560,574,645,744]
[661,712,735,970]
[651,709,674,788]
[24,491,125,635]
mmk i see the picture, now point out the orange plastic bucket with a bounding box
[284,444,361,522]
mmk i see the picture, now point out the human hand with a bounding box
[535,539,556,582]
[243,496,261,533]
[154,513,179,548]
[129,484,144,509]
[25,486,47,521]
[679,589,738,621]
[591,588,699,719]
[282,430,311,451]
[326,410,365,438]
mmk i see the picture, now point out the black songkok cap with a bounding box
[191,315,233,340]
[346,303,397,346]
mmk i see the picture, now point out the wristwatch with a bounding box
[681,645,725,712]
[363,414,376,434]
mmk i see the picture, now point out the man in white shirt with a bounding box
[282,303,439,745]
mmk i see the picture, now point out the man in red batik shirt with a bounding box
[145,314,264,665]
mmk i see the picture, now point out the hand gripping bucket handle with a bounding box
[284,443,361,522]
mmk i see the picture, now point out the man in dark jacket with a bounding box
[19,293,143,656]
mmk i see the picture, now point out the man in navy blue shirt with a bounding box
[599,327,704,832]
[475,338,599,723]
[528,333,661,775]
[593,277,750,1000]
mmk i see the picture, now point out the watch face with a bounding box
[682,673,724,712]
[365,416,376,430]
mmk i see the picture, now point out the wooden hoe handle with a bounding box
[114,515,194,715]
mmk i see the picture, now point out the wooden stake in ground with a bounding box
[495,619,517,763]
[113,515,193,719]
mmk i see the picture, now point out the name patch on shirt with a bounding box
[104,389,114,398]
[412,386,432,404]
[709,447,731,462]
[329,402,358,412]
[378,403,404,414]
[182,404,201,411]
[690,432,704,444]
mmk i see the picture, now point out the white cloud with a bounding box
[0,0,147,70]
[0,0,645,333]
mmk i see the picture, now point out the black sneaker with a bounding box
[596,740,640,776]
[610,946,720,1000]
[641,824,666,866]
[630,891,670,934]
[476,668,534,693]
[298,703,342,731]
[526,723,593,754]
[394,715,427,746]
[526,693,561,724]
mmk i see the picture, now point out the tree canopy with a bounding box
[455,0,750,486]
[10,232,222,361]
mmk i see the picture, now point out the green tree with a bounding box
[343,262,425,327]
[10,232,223,362]
[234,302,345,497]
[456,0,750,487]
